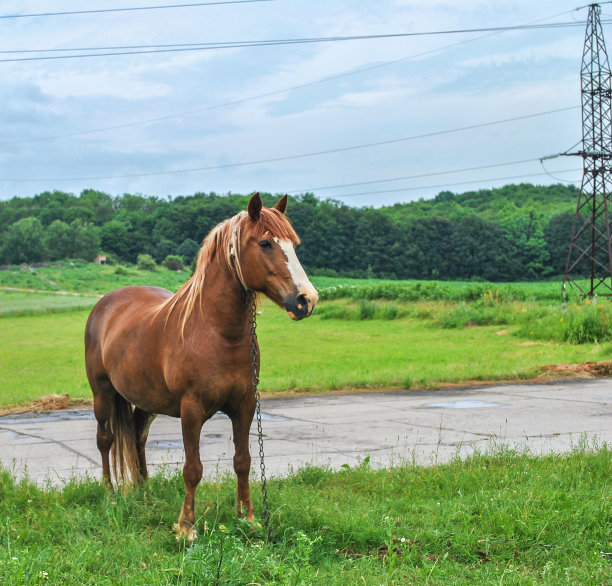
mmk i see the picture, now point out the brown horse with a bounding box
[84,193,317,539]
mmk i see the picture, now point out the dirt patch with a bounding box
[540,361,612,378]
[0,394,92,417]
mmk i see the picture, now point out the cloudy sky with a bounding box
[0,0,604,206]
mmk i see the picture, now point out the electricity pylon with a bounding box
[564,3,612,297]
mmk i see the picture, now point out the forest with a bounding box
[0,183,581,281]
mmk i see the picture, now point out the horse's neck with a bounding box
[188,258,250,340]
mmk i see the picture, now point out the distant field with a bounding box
[2,297,612,408]
[0,261,186,294]
[0,289,99,317]
[1,264,611,407]
[0,261,567,299]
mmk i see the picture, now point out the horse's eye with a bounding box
[259,240,273,250]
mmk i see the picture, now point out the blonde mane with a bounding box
[157,206,299,337]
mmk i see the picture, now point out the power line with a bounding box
[0,8,579,145]
[287,157,551,194]
[0,20,598,64]
[320,168,581,200]
[0,1,274,20]
[0,25,547,146]
[0,106,578,182]
[0,18,592,56]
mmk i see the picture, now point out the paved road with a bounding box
[0,380,610,485]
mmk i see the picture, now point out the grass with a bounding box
[0,261,186,295]
[3,297,612,406]
[2,267,612,407]
[0,444,609,584]
[0,311,89,405]
[0,263,566,300]
[1,268,610,583]
[0,290,99,317]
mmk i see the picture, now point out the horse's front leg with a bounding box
[230,398,256,521]
[174,400,206,541]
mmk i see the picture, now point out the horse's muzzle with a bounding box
[284,291,317,320]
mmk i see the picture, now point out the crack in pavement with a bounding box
[0,425,99,466]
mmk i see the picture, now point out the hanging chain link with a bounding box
[247,290,271,540]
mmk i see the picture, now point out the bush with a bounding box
[137,253,157,271]
[162,254,184,271]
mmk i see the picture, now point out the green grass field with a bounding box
[1,269,611,584]
[0,289,99,317]
[2,263,612,407]
[0,262,186,294]
[0,444,609,584]
[2,297,612,407]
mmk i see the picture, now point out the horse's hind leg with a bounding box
[133,408,156,483]
[230,401,256,521]
[92,380,116,489]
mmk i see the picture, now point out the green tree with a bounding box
[176,238,200,265]
[100,219,132,261]
[1,217,45,263]
[71,220,101,261]
[44,220,74,260]
[151,238,177,263]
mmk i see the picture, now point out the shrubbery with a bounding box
[137,253,157,271]
[162,254,184,271]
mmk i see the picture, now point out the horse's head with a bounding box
[237,193,318,320]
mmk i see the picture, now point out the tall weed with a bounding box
[516,301,612,344]
[317,300,410,321]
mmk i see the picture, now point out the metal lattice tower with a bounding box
[564,3,612,297]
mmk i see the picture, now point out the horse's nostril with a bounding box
[297,294,309,310]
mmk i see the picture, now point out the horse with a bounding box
[84,193,318,540]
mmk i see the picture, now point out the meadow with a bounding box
[0,443,609,584]
[2,263,612,407]
[1,265,611,584]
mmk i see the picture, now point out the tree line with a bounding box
[0,183,582,281]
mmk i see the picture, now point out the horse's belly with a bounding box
[102,328,181,416]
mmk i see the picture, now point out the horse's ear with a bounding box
[274,194,288,214]
[248,192,262,221]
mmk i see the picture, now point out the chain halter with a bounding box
[230,221,271,539]
[246,289,271,540]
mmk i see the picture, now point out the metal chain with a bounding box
[247,290,271,540]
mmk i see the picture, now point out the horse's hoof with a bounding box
[173,522,197,542]
[239,517,263,532]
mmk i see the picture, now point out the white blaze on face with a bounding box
[274,238,318,312]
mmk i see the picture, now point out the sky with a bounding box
[0,0,605,207]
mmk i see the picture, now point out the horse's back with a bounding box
[85,286,171,375]
[86,285,171,345]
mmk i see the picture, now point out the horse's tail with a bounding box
[110,393,141,486]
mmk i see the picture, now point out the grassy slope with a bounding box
[0,446,609,585]
[0,262,186,294]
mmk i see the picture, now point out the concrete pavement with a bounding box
[0,380,610,485]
